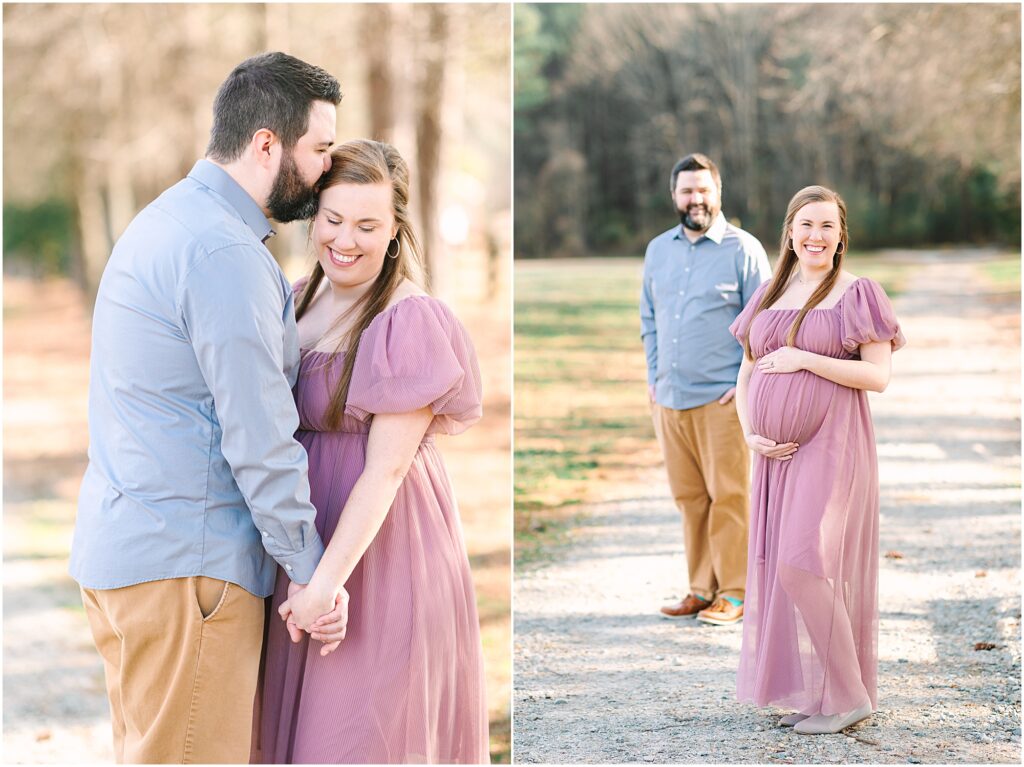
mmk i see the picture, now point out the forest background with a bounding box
[514,3,1021,259]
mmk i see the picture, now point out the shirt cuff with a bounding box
[271,535,325,584]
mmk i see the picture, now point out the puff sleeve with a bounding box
[841,278,906,354]
[345,296,483,434]
[729,281,770,345]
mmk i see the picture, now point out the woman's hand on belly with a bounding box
[757,346,809,374]
[745,432,799,461]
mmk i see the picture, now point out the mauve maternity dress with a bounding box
[253,294,489,764]
[729,278,905,717]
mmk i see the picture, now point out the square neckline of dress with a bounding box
[299,293,431,356]
[762,276,867,313]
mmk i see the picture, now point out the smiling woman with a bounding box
[253,139,490,764]
[731,185,906,736]
[315,182,398,288]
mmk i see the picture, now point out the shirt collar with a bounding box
[187,159,275,243]
[673,212,727,246]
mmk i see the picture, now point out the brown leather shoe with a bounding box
[659,594,712,617]
[696,597,744,625]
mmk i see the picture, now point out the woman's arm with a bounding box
[736,354,799,461]
[757,341,892,392]
[734,355,755,437]
[279,406,434,639]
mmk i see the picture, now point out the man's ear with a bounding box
[250,128,279,170]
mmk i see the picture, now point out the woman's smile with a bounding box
[327,247,361,267]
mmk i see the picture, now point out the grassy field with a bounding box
[512,250,1021,564]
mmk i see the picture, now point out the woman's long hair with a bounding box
[742,185,849,361]
[295,139,426,428]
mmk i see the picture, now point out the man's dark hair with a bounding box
[670,153,722,193]
[206,52,342,162]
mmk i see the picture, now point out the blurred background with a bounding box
[514,3,1020,258]
[3,3,511,762]
[513,2,1020,555]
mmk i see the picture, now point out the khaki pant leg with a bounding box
[694,399,751,600]
[81,587,127,762]
[653,403,717,600]
[82,577,265,764]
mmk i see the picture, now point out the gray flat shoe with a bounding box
[779,713,810,727]
[794,702,873,735]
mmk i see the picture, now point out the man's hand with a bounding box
[282,581,306,643]
[278,579,338,639]
[648,384,656,404]
[718,386,736,405]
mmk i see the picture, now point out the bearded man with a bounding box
[69,52,341,763]
[640,153,771,626]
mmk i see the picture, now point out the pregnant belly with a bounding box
[747,368,836,445]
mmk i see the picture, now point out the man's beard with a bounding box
[266,150,321,223]
[678,203,718,233]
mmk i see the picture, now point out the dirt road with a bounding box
[513,251,1021,764]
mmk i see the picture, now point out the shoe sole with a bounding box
[695,615,743,626]
[659,611,703,618]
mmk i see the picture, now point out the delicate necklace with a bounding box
[796,273,827,286]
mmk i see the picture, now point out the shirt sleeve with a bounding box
[740,235,773,308]
[639,246,658,387]
[177,245,324,583]
[729,281,769,346]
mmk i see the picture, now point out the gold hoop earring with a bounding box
[386,238,400,259]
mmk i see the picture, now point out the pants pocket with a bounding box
[194,576,229,621]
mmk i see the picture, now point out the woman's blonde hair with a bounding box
[743,185,849,361]
[296,139,426,428]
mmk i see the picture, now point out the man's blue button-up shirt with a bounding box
[640,213,772,410]
[70,160,324,597]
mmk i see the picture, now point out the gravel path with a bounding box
[513,251,1021,764]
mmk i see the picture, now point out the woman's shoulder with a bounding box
[369,281,465,338]
[839,271,894,301]
[836,270,861,290]
[382,278,429,310]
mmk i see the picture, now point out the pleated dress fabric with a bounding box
[729,278,905,717]
[252,294,489,764]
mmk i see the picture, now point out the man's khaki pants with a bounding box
[653,399,750,601]
[81,576,264,763]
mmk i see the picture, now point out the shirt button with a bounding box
[285,564,293,572]
[674,314,680,319]
[679,290,685,296]
[673,338,678,343]
[261,530,269,537]
[685,267,690,272]
[672,363,677,368]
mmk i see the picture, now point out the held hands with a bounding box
[279,580,350,656]
[745,432,799,461]
[757,347,809,375]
